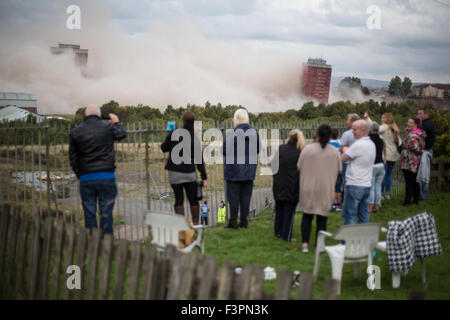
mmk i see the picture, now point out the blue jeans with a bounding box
[343,185,371,225]
[79,179,118,236]
[419,149,433,199]
[381,161,396,196]
[368,165,385,206]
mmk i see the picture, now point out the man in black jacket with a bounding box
[417,107,436,199]
[69,104,127,236]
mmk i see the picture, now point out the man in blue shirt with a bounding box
[69,104,127,237]
[201,201,210,226]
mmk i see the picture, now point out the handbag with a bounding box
[195,181,203,201]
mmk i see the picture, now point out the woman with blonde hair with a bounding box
[379,113,401,200]
[271,129,305,241]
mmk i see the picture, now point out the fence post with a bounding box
[45,121,51,211]
[296,273,314,300]
[145,122,151,211]
[274,270,292,300]
[322,277,340,300]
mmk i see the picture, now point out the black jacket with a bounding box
[421,118,435,150]
[272,142,301,203]
[369,133,385,164]
[160,126,207,180]
[69,116,127,178]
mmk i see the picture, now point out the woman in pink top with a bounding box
[400,117,426,206]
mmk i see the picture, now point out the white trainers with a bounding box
[301,246,309,253]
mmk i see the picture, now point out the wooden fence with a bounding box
[0,203,340,300]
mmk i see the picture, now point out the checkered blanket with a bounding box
[387,212,442,274]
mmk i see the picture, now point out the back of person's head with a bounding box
[413,117,422,129]
[84,104,101,117]
[204,201,207,205]
[331,128,339,140]
[347,113,360,123]
[370,122,380,135]
[233,109,249,128]
[182,111,195,128]
[287,129,306,150]
[317,124,332,149]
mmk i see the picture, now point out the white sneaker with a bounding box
[302,246,309,253]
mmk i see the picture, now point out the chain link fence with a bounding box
[0,119,406,241]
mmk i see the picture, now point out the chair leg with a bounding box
[421,258,426,284]
[313,249,321,279]
[392,272,401,288]
[354,263,361,280]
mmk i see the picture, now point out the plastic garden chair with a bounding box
[145,211,205,254]
[313,223,381,295]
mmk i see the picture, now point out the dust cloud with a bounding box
[0,1,309,114]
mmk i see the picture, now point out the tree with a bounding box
[339,77,362,89]
[388,76,402,96]
[362,87,370,95]
[298,102,317,119]
[402,77,412,97]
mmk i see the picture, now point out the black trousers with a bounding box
[171,181,198,207]
[201,217,208,225]
[402,169,420,204]
[274,200,297,241]
[301,213,328,246]
[226,180,253,227]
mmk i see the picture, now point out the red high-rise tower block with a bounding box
[301,58,332,104]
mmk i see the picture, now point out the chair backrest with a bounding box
[333,223,381,259]
[145,211,191,248]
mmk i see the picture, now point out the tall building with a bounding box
[301,58,332,104]
[50,43,88,67]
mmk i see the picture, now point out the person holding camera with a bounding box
[69,104,127,237]
[161,111,208,225]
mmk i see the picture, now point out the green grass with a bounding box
[204,192,450,300]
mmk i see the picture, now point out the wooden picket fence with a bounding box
[0,203,340,300]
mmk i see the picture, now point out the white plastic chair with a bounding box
[313,223,381,295]
[375,227,426,288]
[145,211,205,254]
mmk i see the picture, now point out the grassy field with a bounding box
[204,192,450,300]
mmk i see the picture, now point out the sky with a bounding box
[0,0,449,114]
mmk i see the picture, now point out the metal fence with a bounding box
[0,119,405,241]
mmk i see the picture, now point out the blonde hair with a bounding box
[347,113,361,122]
[288,129,305,150]
[233,109,249,128]
[383,113,400,142]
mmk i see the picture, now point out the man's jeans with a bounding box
[80,179,118,236]
[419,149,433,200]
[343,185,371,225]
[226,180,253,227]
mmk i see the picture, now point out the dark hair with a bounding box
[331,128,339,140]
[411,117,422,129]
[182,111,195,128]
[204,201,207,205]
[418,106,430,115]
[317,124,332,149]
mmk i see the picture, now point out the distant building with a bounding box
[411,84,450,100]
[0,92,37,113]
[301,58,332,104]
[0,106,44,123]
[50,43,88,67]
